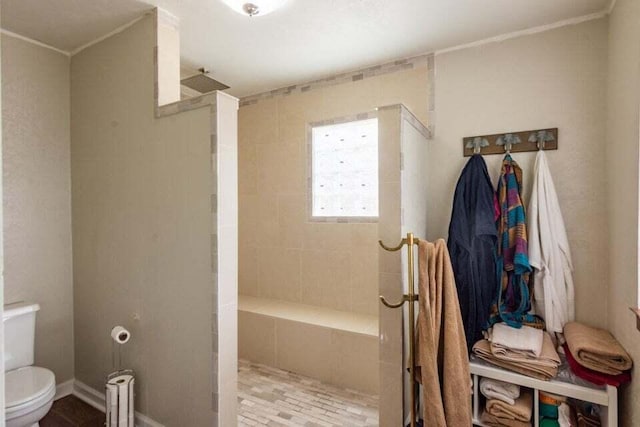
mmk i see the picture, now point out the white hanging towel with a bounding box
[528,150,574,333]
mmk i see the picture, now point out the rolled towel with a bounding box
[480,410,532,427]
[480,377,520,405]
[490,323,544,359]
[564,322,633,375]
[487,390,533,422]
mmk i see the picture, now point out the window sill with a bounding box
[631,308,640,332]
[309,216,379,224]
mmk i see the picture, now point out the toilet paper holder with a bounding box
[111,326,131,344]
[106,369,135,427]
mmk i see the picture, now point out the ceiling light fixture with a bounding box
[221,0,288,17]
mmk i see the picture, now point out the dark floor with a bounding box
[40,395,105,427]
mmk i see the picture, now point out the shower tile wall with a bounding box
[238,60,432,316]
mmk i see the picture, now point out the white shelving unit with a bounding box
[470,359,617,427]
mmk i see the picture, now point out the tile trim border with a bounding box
[427,58,436,136]
[156,91,217,118]
[240,53,435,107]
[378,104,432,140]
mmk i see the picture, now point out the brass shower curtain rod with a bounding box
[379,232,420,427]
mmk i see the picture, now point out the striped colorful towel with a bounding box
[491,154,533,327]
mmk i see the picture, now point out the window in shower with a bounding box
[310,117,379,220]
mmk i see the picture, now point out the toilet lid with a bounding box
[5,366,55,409]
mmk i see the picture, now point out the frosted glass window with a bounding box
[311,118,378,218]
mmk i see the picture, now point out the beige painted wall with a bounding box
[2,34,74,383]
[71,15,215,425]
[428,19,610,329]
[605,0,640,424]
[238,65,430,316]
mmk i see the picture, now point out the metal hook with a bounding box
[379,294,419,308]
[378,239,407,252]
[496,133,522,154]
[379,295,406,308]
[465,137,489,155]
[528,130,555,150]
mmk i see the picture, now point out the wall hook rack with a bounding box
[463,127,558,157]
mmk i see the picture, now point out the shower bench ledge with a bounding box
[238,295,378,337]
[238,295,379,395]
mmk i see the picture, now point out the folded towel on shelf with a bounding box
[473,332,560,380]
[490,322,544,359]
[558,403,577,427]
[473,339,558,380]
[563,344,631,387]
[575,404,601,427]
[480,377,520,405]
[480,410,532,427]
[491,331,560,368]
[486,390,533,422]
[564,322,633,375]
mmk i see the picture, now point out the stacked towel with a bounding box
[473,329,561,380]
[490,323,544,359]
[481,390,533,427]
[480,378,520,405]
[563,344,631,387]
[564,322,633,375]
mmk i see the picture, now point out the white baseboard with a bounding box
[72,379,164,427]
[54,379,74,400]
[73,379,105,412]
[132,409,165,427]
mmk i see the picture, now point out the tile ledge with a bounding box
[239,294,378,337]
[155,92,217,118]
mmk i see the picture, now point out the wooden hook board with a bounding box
[462,128,558,157]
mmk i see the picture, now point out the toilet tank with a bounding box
[3,302,40,372]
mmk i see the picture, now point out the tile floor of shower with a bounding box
[238,359,379,427]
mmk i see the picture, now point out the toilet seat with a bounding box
[5,366,56,419]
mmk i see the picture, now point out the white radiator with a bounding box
[106,371,135,427]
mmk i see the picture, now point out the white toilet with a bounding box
[4,303,56,427]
